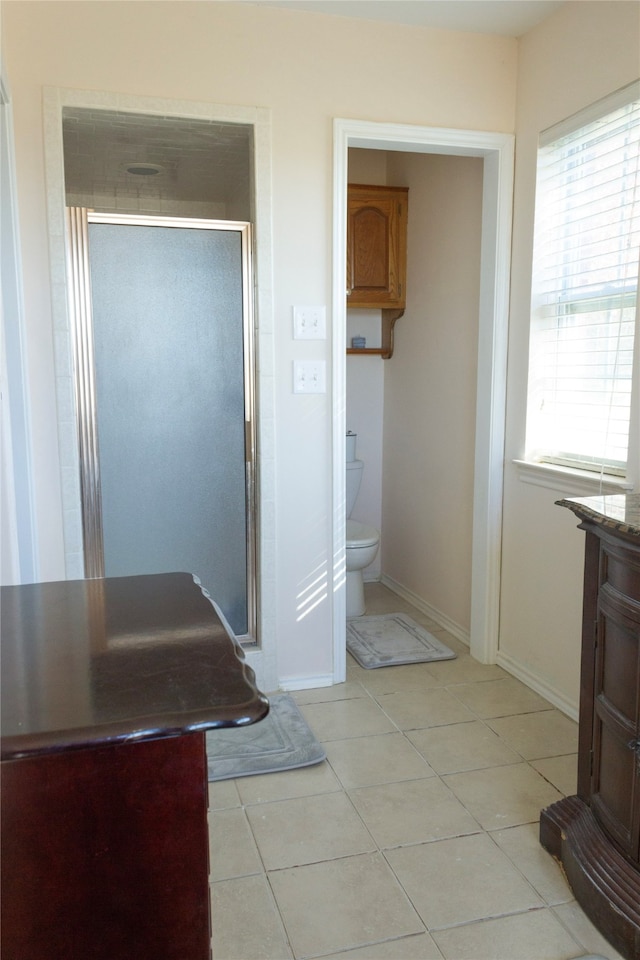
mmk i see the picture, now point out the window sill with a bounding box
[513,460,635,495]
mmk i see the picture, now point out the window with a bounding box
[525,82,640,480]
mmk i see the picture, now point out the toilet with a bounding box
[346,442,380,617]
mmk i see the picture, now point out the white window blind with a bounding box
[526,82,640,477]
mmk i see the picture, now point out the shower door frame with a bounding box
[66,209,258,643]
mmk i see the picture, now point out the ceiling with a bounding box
[256,0,566,37]
[63,108,252,207]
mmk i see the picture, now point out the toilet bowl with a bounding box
[346,519,379,617]
[346,455,380,617]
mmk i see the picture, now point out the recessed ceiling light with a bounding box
[125,162,164,176]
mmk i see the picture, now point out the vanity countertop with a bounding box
[1,571,269,760]
[556,493,640,541]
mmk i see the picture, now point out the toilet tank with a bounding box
[346,459,364,517]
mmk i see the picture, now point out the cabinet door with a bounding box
[591,543,640,864]
[347,185,407,308]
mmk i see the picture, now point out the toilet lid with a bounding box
[346,519,379,548]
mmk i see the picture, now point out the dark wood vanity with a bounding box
[540,494,640,960]
[0,572,269,960]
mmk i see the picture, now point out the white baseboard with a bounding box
[380,575,470,648]
[279,674,335,692]
[379,576,578,720]
[496,650,579,722]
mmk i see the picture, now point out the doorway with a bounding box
[332,119,515,682]
[67,210,255,638]
[43,88,277,688]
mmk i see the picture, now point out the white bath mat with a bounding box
[347,613,457,669]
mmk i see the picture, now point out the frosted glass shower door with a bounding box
[85,217,251,637]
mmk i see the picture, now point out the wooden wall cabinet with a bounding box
[347,184,408,358]
[540,495,640,960]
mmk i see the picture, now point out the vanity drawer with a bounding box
[601,540,640,603]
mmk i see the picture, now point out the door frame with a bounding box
[1,70,37,584]
[332,119,515,681]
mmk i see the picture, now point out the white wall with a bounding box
[499,0,640,716]
[382,152,484,637]
[3,0,517,689]
[1,84,22,586]
[345,148,389,580]
[345,343,384,581]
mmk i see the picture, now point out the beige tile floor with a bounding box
[208,583,625,960]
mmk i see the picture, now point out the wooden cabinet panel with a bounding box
[599,590,639,722]
[2,734,211,960]
[347,184,408,310]
[593,575,640,862]
[593,719,637,856]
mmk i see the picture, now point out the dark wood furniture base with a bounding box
[1,573,269,960]
[2,732,211,960]
[541,795,640,960]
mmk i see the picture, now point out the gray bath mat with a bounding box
[347,613,457,669]
[206,693,325,781]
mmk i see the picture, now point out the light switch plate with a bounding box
[293,360,326,394]
[293,305,326,340]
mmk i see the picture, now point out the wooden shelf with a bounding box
[346,308,404,359]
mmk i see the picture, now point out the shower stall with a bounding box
[66,210,256,639]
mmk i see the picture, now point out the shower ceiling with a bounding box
[62,108,252,204]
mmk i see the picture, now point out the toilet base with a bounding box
[346,570,366,618]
